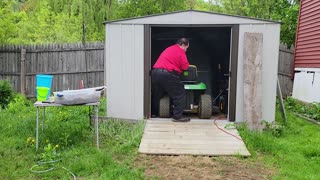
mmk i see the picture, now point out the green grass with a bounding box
[0,95,146,179]
[239,103,320,179]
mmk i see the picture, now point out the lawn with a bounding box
[0,94,319,179]
[0,95,145,179]
[239,104,320,179]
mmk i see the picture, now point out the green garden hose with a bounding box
[30,159,76,179]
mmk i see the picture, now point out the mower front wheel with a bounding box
[199,94,212,119]
[159,96,170,118]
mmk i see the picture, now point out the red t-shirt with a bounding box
[153,44,189,74]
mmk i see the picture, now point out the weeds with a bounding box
[261,120,285,137]
[285,97,320,121]
[41,143,60,162]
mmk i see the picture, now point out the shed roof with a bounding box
[104,10,281,25]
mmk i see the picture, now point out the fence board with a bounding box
[0,45,21,92]
[0,43,105,97]
[278,43,294,97]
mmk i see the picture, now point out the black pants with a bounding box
[151,69,186,119]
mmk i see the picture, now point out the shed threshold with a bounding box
[139,119,250,156]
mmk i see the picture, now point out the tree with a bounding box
[215,0,299,46]
[195,0,223,12]
[0,0,26,44]
[0,0,299,45]
[271,0,299,47]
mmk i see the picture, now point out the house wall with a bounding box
[294,0,320,68]
[292,0,320,103]
[105,24,144,120]
[236,24,281,123]
[293,68,320,103]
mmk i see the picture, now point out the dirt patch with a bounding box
[135,154,275,180]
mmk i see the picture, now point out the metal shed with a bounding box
[292,0,320,102]
[104,10,281,123]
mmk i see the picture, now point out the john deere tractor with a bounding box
[159,65,212,119]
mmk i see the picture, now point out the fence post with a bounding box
[20,48,26,94]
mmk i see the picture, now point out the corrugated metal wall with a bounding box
[105,24,144,120]
[294,0,320,68]
[237,24,281,123]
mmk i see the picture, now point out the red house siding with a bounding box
[294,0,320,68]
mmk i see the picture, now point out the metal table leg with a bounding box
[94,105,99,149]
[36,107,39,151]
[42,107,45,131]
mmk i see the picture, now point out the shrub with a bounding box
[0,80,14,109]
[285,97,320,122]
[6,94,32,113]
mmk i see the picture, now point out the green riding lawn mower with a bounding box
[159,65,227,119]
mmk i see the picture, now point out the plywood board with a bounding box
[243,32,263,130]
[139,119,251,156]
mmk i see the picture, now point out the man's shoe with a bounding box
[172,117,190,122]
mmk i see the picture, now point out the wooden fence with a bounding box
[0,42,294,98]
[0,43,104,97]
[278,43,294,97]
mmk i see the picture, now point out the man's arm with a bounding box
[180,53,190,70]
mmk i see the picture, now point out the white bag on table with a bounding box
[53,87,104,105]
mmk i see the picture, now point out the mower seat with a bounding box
[180,65,198,84]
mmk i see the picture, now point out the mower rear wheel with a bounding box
[159,96,170,118]
[199,94,212,119]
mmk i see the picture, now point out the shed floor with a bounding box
[139,118,251,156]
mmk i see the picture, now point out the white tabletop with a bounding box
[34,101,100,107]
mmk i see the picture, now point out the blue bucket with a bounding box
[36,74,53,100]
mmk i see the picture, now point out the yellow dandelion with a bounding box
[46,139,49,143]
[55,144,59,148]
[26,137,31,143]
[32,139,35,143]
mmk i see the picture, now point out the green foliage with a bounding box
[194,0,223,12]
[0,80,14,109]
[261,120,285,137]
[0,0,26,44]
[6,94,33,113]
[216,0,299,47]
[41,143,60,162]
[113,0,188,19]
[0,0,299,46]
[271,0,299,47]
[1,0,104,44]
[285,97,320,121]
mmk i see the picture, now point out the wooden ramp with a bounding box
[139,119,251,156]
